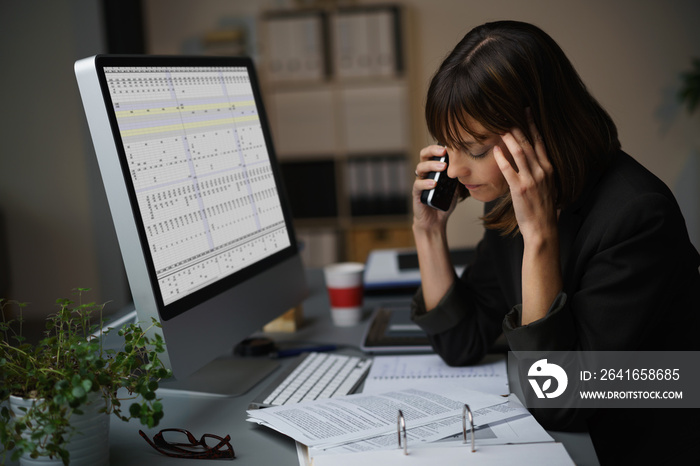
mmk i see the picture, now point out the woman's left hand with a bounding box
[493,110,558,241]
[494,109,562,325]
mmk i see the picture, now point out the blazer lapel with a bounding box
[558,209,583,284]
[557,157,609,286]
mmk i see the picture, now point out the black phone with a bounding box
[420,154,458,211]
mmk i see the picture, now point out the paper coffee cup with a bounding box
[323,262,365,327]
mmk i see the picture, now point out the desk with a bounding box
[71,270,600,465]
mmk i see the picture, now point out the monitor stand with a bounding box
[158,356,280,397]
[103,311,281,397]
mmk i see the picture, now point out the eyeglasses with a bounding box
[139,428,235,460]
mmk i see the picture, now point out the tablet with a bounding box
[361,302,432,353]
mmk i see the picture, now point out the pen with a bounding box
[271,345,337,358]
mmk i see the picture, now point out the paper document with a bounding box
[432,394,553,445]
[310,394,550,456]
[246,387,506,449]
[313,397,527,453]
[363,354,508,395]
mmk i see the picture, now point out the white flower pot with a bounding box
[9,393,110,466]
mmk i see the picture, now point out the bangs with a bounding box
[426,64,511,149]
[444,108,490,149]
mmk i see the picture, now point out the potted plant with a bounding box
[0,288,173,465]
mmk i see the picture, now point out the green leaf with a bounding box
[60,449,70,466]
[55,380,69,391]
[129,403,141,417]
[82,379,93,392]
[71,386,86,399]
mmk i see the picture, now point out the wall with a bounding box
[145,0,700,247]
[0,0,129,332]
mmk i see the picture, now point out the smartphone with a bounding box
[420,154,458,211]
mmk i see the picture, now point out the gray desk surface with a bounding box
[80,269,600,465]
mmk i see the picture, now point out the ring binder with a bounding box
[462,404,475,452]
[395,406,476,458]
[302,402,576,465]
[397,409,408,455]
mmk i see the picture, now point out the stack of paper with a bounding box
[246,355,575,465]
[362,354,509,395]
[247,387,519,448]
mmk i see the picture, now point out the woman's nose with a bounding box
[446,153,469,179]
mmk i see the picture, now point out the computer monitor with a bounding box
[74,55,308,395]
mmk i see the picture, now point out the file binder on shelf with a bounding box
[331,5,403,79]
[262,4,403,83]
[347,155,409,217]
[262,10,328,83]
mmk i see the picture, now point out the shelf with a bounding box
[261,4,412,267]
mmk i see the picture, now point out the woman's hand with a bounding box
[412,144,457,311]
[493,110,562,325]
[493,110,558,242]
[412,145,456,233]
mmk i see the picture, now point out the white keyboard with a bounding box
[248,352,372,409]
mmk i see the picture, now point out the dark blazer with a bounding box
[412,151,700,465]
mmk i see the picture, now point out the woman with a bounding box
[411,20,699,464]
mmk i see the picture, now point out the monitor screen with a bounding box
[75,55,308,389]
[103,61,293,315]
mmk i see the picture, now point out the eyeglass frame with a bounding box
[139,428,235,460]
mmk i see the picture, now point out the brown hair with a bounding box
[426,20,620,234]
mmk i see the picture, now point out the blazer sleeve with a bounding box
[411,233,509,366]
[506,191,699,353]
[507,191,700,431]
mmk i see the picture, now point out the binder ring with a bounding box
[397,409,408,455]
[463,404,475,452]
